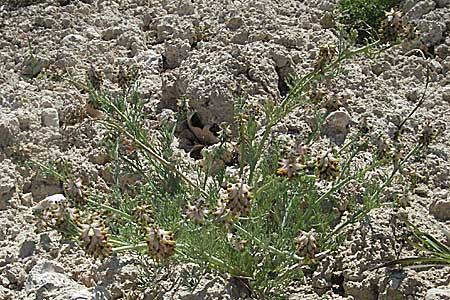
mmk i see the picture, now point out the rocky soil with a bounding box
[1,0,450,299]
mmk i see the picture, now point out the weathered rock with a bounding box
[0,160,16,209]
[41,108,60,128]
[19,55,48,77]
[0,116,20,148]
[19,240,36,259]
[32,194,66,213]
[163,38,191,69]
[322,110,352,145]
[429,199,450,220]
[26,261,91,300]
[406,0,435,19]
[425,288,450,300]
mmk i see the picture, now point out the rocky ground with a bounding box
[1,0,450,299]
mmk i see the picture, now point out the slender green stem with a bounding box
[98,120,208,197]
[86,198,134,222]
[234,224,302,261]
[248,40,381,184]
[113,242,147,252]
[314,158,385,206]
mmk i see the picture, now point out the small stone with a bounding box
[429,199,450,220]
[32,194,66,214]
[20,55,47,77]
[322,110,352,145]
[0,116,20,148]
[435,0,450,8]
[435,44,449,59]
[425,288,450,300]
[101,26,124,41]
[20,193,34,207]
[163,38,191,69]
[62,34,87,45]
[41,108,60,128]
[177,0,195,16]
[19,240,36,259]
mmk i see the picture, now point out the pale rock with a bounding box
[26,261,92,300]
[429,199,450,220]
[425,288,450,300]
[32,194,66,213]
[322,110,352,145]
[163,38,191,69]
[41,108,60,128]
[62,34,87,45]
[406,0,435,19]
[435,0,450,8]
[0,116,20,147]
[19,240,36,259]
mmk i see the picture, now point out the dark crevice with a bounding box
[275,66,289,97]
[331,274,345,296]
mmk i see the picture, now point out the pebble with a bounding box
[425,288,450,300]
[429,199,450,220]
[0,116,20,147]
[41,108,60,128]
[322,110,352,145]
[19,240,36,259]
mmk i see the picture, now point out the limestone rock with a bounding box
[425,288,450,300]
[322,110,352,145]
[41,108,60,128]
[26,261,92,300]
[429,199,450,220]
[0,160,16,209]
[0,116,19,148]
[19,240,36,259]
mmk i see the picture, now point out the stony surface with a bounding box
[1,0,450,299]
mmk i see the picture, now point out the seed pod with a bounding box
[226,181,252,217]
[132,203,155,226]
[146,225,176,261]
[315,150,340,181]
[295,230,318,260]
[277,157,305,179]
[79,220,112,259]
[87,64,103,91]
[185,204,208,225]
